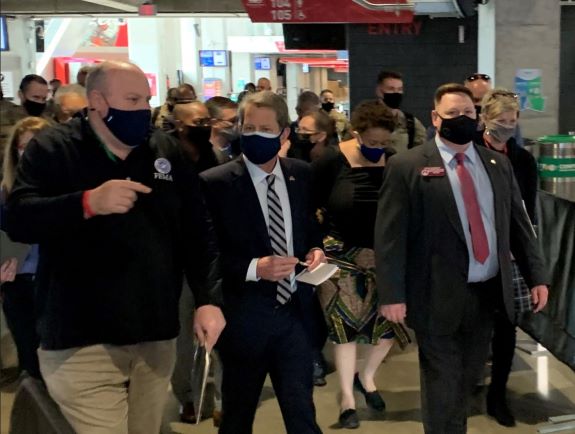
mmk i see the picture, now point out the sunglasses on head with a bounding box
[489,90,519,100]
[467,73,491,82]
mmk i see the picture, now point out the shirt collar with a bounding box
[243,155,285,185]
[435,135,478,167]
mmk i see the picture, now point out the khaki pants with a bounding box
[38,339,176,434]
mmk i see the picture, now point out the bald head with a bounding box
[173,84,197,104]
[256,77,272,92]
[87,61,151,118]
[173,101,210,127]
[465,78,492,105]
[87,61,146,94]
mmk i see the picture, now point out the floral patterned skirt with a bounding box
[317,244,410,347]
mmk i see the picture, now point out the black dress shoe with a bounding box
[338,409,360,429]
[487,393,516,427]
[180,402,197,424]
[313,361,327,387]
[353,373,385,411]
[212,410,222,427]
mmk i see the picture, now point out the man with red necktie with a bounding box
[375,83,548,434]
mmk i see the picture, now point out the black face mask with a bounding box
[321,102,335,112]
[23,99,46,117]
[381,92,403,110]
[186,125,212,145]
[438,115,478,145]
[296,133,314,145]
[292,133,314,162]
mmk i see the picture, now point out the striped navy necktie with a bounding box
[266,174,294,304]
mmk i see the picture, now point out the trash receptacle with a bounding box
[538,135,575,202]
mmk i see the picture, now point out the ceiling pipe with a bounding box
[352,0,414,11]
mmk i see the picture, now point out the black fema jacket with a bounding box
[6,117,222,350]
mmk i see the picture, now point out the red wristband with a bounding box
[82,190,95,219]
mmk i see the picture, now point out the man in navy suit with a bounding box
[200,91,324,434]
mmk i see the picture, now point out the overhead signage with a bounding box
[199,50,229,67]
[242,0,414,23]
[228,36,338,54]
[0,16,9,51]
[255,57,271,70]
[367,20,423,36]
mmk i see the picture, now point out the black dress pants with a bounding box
[298,287,328,361]
[415,278,502,434]
[218,294,322,434]
[490,308,517,394]
[1,274,41,379]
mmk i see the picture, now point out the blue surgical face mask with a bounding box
[360,144,385,163]
[104,106,151,148]
[240,130,283,165]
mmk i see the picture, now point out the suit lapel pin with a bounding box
[490,159,496,165]
[289,176,296,181]
[420,167,446,177]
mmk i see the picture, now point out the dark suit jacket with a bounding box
[375,139,547,335]
[475,132,539,222]
[199,157,322,315]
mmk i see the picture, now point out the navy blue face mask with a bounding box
[240,130,283,165]
[360,145,386,163]
[104,106,151,148]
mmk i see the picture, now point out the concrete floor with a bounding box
[2,332,575,434]
[161,332,575,434]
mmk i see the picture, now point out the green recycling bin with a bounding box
[538,135,575,202]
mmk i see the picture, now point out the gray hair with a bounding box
[54,84,87,106]
[239,91,290,129]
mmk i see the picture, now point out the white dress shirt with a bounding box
[243,155,295,285]
[435,137,499,282]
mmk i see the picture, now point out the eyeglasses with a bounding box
[190,118,213,127]
[295,128,319,135]
[214,117,238,127]
[466,73,491,82]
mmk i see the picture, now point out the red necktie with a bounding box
[455,153,489,264]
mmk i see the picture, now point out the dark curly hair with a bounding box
[350,100,396,134]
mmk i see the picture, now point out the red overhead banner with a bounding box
[242,0,414,23]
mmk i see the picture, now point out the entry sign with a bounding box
[242,0,414,23]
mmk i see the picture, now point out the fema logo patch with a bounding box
[154,158,171,174]
[153,158,173,181]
